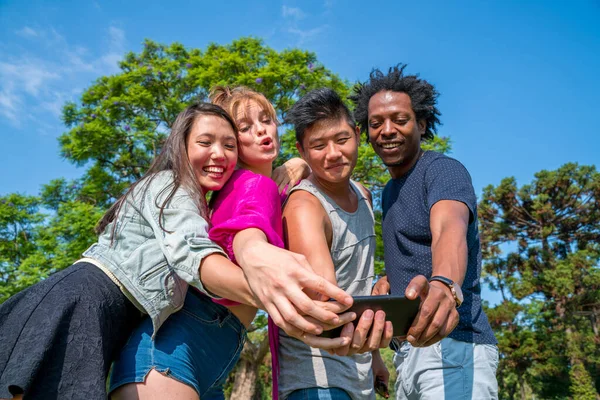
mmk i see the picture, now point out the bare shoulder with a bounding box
[283,189,325,218]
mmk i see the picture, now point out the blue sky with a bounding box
[1,0,599,305]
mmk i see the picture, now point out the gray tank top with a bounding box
[278,179,376,400]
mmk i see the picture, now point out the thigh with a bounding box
[470,344,499,399]
[287,387,352,400]
[394,341,449,400]
[393,343,411,400]
[110,290,246,398]
[111,369,199,400]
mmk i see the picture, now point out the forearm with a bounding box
[199,254,261,308]
[431,231,467,285]
[199,228,272,308]
[233,228,270,269]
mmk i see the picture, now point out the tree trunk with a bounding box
[229,356,259,400]
[229,335,271,400]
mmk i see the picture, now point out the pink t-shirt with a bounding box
[207,169,284,400]
[208,168,284,272]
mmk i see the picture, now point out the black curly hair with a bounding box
[286,87,355,149]
[350,64,441,141]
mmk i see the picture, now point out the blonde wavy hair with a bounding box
[209,86,280,125]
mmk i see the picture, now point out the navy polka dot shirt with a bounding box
[382,151,497,344]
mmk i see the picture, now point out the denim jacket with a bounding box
[83,171,226,336]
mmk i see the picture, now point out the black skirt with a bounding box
[0,262,143,400]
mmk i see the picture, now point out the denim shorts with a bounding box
[109,289,246,399]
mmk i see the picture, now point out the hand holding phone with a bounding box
[319,295,421,338]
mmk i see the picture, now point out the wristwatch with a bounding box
[429,276,463,308]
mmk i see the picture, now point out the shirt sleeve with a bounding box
[209,174,284,263]
[382,180,392,220]
[137,172,227,296]
[424,157,477,224]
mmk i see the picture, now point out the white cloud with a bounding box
[0,24,128,128]
[15,26,39,38]
[0,59,60,96]
[0,58,61,125]
[282,5,307,19]
[108,26,125,47]
[287,25,328,45]
[40,91,70,118]
[0,86,21,124]
[100,26,126,72]
[281,5,330,46]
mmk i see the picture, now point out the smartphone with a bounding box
[375,377,390,398]
[319,295,420,338]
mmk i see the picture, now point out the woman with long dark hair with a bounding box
[0,103,240,399]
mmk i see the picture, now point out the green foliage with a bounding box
[480,163,600,398]
[0,194,45,301]
[59,37,350,207]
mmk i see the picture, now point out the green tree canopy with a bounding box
[480,163,600,399]
[59,37,350,207]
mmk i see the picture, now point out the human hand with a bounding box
[294,307,357,350]
[236,238,353,337]
[372,350,390,399]
[328,309,393,357]
[298,300,356,333]
[371,276,390,295]
[404,275,459,347]
[271,157,310,194]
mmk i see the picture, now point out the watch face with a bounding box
[454,283,464,304]
[430,276,464,306]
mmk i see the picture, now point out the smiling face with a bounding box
[367,91,426,178]
[297,117,359,184]
[186,114,238,193]
[234,100,279,171]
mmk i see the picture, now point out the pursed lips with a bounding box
[259,137,273,146]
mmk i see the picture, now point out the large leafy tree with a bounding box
[480,163,600,399]
[59,37,350,207]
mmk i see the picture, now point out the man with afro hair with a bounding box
[351,64,498,399]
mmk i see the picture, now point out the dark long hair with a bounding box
[96,102,238,237]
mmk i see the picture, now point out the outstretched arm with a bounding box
[330,181,393,356]
[282,191,337,292]
[279,191,357,348]
[404,200,468,347]
[199,253,260,308]
[233,228,354,344]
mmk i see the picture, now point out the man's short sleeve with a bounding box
[424,157,477,223]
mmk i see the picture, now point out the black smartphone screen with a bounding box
[319,295,421,338]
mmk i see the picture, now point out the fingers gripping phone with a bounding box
[319,295,421,338]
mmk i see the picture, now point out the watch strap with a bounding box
[429,275,462,307]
